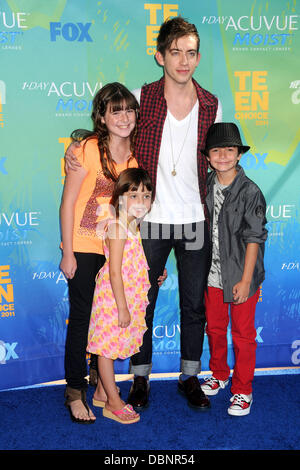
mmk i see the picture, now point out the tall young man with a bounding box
[65,17,222,411]
[127,17,222,410]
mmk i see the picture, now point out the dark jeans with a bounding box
[64,252,105,390]
[130,221,210,377]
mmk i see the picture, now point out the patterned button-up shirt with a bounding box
[134,77,218,222]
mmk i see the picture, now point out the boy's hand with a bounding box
[232,281,250,304]
[158,268,167,287]
[118,307,131,328]
[64,141,82,173]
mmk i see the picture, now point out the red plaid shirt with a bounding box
[135,77,218,222]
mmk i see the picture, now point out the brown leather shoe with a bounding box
[127,376,150,409]
[178,376,211,410]
[89,354,98,387]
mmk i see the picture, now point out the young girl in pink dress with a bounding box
[87,168,153,424]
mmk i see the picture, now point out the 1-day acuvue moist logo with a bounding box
[202,14,299,50]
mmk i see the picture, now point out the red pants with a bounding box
[205,287,259,395]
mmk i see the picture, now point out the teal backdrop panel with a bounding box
[0,0,299,389]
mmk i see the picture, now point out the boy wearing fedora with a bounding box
[201,122,268,416]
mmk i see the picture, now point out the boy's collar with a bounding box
[155,77,214,110]
[209,165,245,192]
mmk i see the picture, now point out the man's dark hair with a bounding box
[156,16,200,56]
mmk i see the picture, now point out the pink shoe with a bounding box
[103,404,140,424]
[93,398,106,408]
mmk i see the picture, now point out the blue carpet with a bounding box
[0,374,299,451]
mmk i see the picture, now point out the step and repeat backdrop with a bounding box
[0,0,299,390]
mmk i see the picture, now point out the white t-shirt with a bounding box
[132,88,222,225]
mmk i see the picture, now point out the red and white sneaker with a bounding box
[201,376,229,396]
[228,393,253,416]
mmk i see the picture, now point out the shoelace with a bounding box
[204,377,227,389]
[230,394,249,405]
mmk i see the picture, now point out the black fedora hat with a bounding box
[202,122,250,155]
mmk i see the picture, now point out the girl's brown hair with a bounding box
[71,82,139,182]
[110,168,153,217]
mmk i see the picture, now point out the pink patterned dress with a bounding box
[87,226,150,360]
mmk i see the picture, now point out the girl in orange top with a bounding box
[60,83,139,424]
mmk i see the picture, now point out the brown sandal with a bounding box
[64,387,95,424]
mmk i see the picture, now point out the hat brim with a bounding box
[202,144,250,156]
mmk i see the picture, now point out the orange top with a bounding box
[72,138,138,255]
